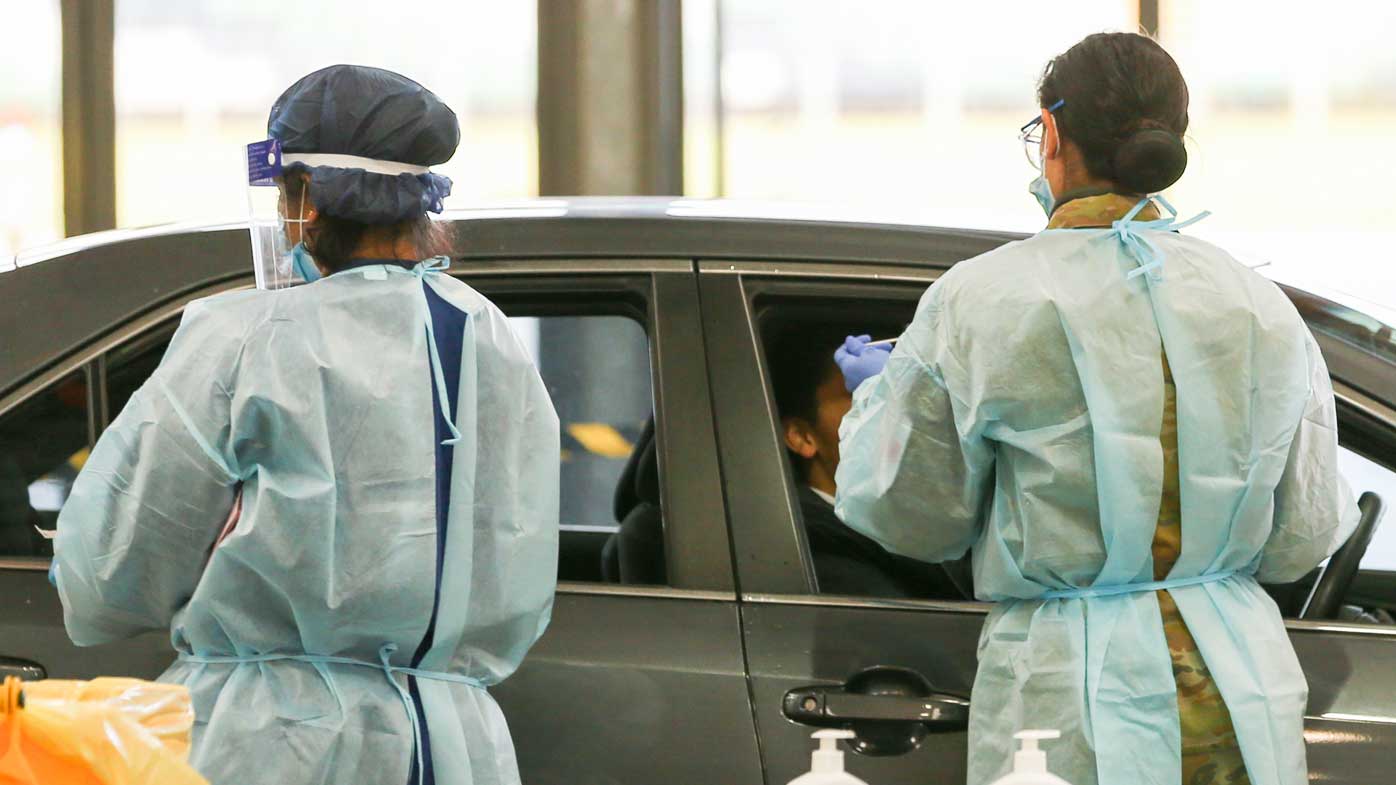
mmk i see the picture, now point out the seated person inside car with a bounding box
[769,326,963,598]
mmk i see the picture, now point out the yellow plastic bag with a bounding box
[0,676,208,785]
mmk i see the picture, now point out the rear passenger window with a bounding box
[508,314,659,584]
[0,369,90,558]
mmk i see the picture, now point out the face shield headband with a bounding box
[245,139,435,289]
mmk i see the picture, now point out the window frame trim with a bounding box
[735,591,1396,639]
[0,278,246,422]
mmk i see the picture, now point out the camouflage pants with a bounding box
[1160,590,1252,785]
[1156,352,1251,785]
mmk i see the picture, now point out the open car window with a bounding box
[753,286,972,601]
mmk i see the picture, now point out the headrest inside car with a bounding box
[613,416,655,521]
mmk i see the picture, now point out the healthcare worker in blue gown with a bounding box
[833,34,1358,785]
[52,65,560,785]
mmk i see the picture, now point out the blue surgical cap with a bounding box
[268,65,459,224]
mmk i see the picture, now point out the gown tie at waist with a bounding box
[179,643,484,785]
[1039,569,1240,600]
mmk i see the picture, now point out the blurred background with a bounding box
[3,0,1393,312]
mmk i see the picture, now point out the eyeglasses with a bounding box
[1019,98,1065,170]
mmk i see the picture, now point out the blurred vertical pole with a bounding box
[536,1,683,529]
[793,6,836,200]
[537,0,683,195]
[60,0,117,236]
[1139,0,1160,37]
[646,0,684,196]
[712,0,726,197]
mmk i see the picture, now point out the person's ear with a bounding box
[782,417,818,459]
[1042,109,1062,162]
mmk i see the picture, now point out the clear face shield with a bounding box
[246,139,316,289]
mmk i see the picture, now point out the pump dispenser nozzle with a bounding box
[811,730,854,773]
[1013,730,1059,773]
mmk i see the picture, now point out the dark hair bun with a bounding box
[1039,34,1192,192]
[1112,128,1187,194]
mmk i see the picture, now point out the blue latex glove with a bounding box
[834,334,893,392]
[48,560,58,588]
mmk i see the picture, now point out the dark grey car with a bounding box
[1,199,1393,784]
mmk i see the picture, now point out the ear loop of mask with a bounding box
[1029,113,1061,218]
[286,186,312,252]
[285,184,323,284]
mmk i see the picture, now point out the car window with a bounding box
[508,314,658,584]
[0,322,178,560]
[1346,446,1396,572]
[0,369,90,558]
[104,323,176,419]
[755,292,973,600]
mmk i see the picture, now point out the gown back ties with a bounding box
[179,644,482,785]
[1108,195,1210,283]
[1039,569,1239,600]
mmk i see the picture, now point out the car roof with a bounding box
[2,198,1393,409]
[5,197,1025,273]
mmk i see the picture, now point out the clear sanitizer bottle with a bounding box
[786,729,870,785]
[988,730,1073,785]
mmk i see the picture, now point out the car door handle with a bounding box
[782,666,969,756]
[0,657,47,681]
[786,690,970,724]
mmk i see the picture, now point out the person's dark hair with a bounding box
[768,326,849,482]
[1038,32,1190,194]
[770,329,842,424]
[281,170,451,273]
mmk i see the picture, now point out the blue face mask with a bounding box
[289,242,321,283]
[1022,102,1063,218]
[1029,173,1056,218]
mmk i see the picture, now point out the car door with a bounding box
[698,259,1396,785]
[0,252,762,785]
[459,260,760,785]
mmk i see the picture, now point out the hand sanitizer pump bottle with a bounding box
[786,729,870,785]
[988,730,1073,785]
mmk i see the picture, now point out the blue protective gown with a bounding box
[835,207,1359,785]
[54,261,559,785]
